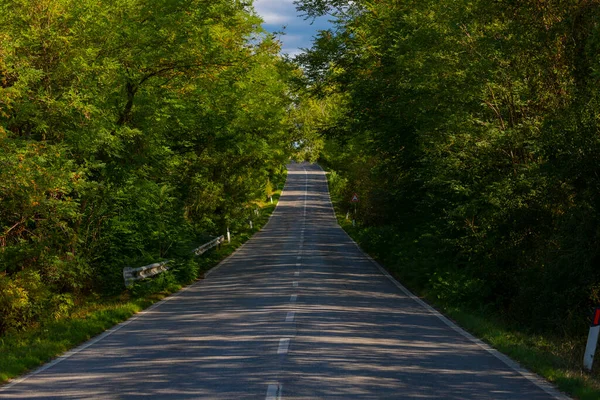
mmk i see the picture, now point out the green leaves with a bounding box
[298,0,600,333]
[0,0,297,333]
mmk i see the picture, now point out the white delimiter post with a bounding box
[584,308,600,371]
[227,226,231,243]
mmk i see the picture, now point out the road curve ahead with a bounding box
[1,162,567,399]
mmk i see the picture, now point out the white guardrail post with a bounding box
[584,307,600,371]
[123,235,225,287]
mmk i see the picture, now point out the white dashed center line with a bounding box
[264,168,308,399]
[286,312,295,322]
[265,383,282,400]
[277,338,290,354]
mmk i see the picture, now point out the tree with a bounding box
[0,0,299,333]
[296,0,600,333]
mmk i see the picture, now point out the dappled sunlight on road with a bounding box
[0,162,561,399]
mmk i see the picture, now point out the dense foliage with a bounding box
[0,0,298,334]
[297,0,600,334]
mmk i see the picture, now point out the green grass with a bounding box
[0,190,282,385]
[0,300,149,383]
[441,308,600,400]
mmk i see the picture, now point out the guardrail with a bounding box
[192,235,224,256]
[123,261,171,287]
[123,235,225,287]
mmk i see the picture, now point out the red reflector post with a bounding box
[593,308,600,327]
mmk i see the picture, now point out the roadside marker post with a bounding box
[350,193,359,227]
[227,226,231,244]
[584,307,600,371]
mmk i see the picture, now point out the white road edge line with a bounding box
[205,171,289,280]
[318,161,570,400]
[0,281,196,392]
[368,252,570,400]
[1,169,295,392]
[316,165,568,399]
[265,383,282,400]
[277,338,290,354]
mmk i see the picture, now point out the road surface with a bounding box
[0,163,568,399]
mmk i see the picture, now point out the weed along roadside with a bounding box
[323,168,600,400]
[0,190,283,386]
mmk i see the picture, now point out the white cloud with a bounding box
[253,0,333,55]
[258,11,291,24]
[282,48,304,58]
[253,0,295,24]
[280,34,304,45]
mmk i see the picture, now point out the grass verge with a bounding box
[0,190,282,386]
[443,308,600,400]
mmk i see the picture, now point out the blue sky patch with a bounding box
[253,0,332,57]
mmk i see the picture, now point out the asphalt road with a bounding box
[0,162,568,399]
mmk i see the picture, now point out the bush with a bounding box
[172,258,201,285]
[0,271,49,334]
[327,170,348,201]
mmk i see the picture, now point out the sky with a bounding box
[253,0,333,57]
